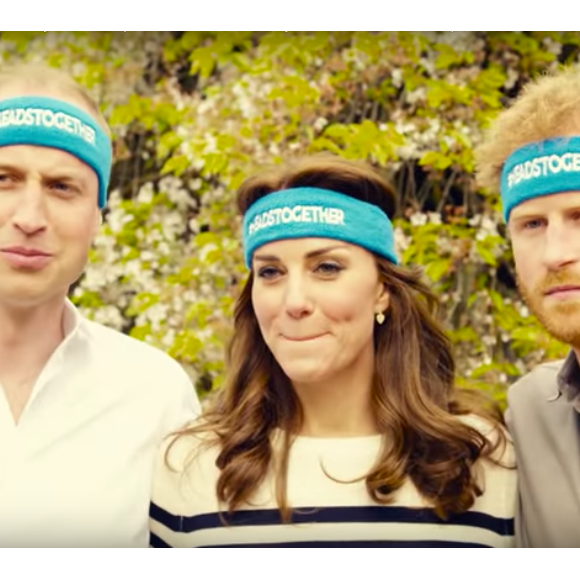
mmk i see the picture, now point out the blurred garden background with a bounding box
[3,31,574,405]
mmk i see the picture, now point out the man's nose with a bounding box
[11,181,48,236]
[542,222,580,271]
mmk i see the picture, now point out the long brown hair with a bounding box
[170,154,508,521]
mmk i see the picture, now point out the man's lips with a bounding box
[544,284,580,296]
[0,246,52,257]
[0,246,53,270]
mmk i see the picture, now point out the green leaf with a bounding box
[420,150,452,170]
[194,231,219,247]
[157,131,183,159]
[129,323,152,342]
[324,124,352,139]
[126,292,160,317]
[203,152,228,175]
[162,155,190,176]
[180,31,204,50]
[427,84,450,108]
[109,104,135,126]
[476,240,497,266]
[450,326,479,343]
[189,46,216,79]
[419,151,440,166]
[489,290,505,313]
[470,362,501,380]
[425,259,450,282]
[503,363,521,376]
[559,32,580,46]
[435,44,461,69]
[230,52,253,72]
[467,293,479,308]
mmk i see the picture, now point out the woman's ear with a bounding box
[375,283,390,314]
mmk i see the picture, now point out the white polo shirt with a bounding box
[0,299,201,547]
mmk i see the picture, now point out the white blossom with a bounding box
[81,305,125,330]
[410,212,428,226]
[313,117,328,132]
[427,212,442,225]
[405,87,427,105]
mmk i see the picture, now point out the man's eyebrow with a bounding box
[0,162,87,180]
[0,162,23,173]
[510,211,543,223]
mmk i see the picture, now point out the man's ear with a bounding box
[92,209,103,237]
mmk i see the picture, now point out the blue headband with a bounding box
[500,136,580,221]
[242,187,398,268]
[0,95,112,208]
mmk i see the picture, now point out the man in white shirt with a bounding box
[0,64,201,547]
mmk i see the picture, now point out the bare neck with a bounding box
[0,297,66,372]
[292,354,378,438]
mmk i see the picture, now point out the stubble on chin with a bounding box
[517,273,580,348]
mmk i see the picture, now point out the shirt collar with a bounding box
[20,298,87,399]
[555,350,580,410]
[62,297,82,338]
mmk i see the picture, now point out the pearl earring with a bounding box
[376,312,385,325]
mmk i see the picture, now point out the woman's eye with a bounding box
[315,262,343,275]
[257,266,281,279]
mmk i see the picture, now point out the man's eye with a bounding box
[52,182,71,191]
[49,181,79,196]
[522,219,544,230]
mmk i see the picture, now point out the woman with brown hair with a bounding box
[149,154,516,548]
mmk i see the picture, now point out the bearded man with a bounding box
[476,66,580,547]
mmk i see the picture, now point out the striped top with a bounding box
[150,415,516,548]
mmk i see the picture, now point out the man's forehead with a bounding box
[0,145,96,179]
[510,190,580,218]
[0,84,92,118]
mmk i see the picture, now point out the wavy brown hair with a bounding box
[170,154,509,521]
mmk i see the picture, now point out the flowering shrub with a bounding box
[2,31,574,403]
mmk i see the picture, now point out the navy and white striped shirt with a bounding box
[150,416,516,548]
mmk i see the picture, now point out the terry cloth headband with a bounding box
[500,136,580,221]
[242,186,398,268]
[0,95,112,208]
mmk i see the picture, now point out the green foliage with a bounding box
[312,120,404,164]
[2,31,575,406]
